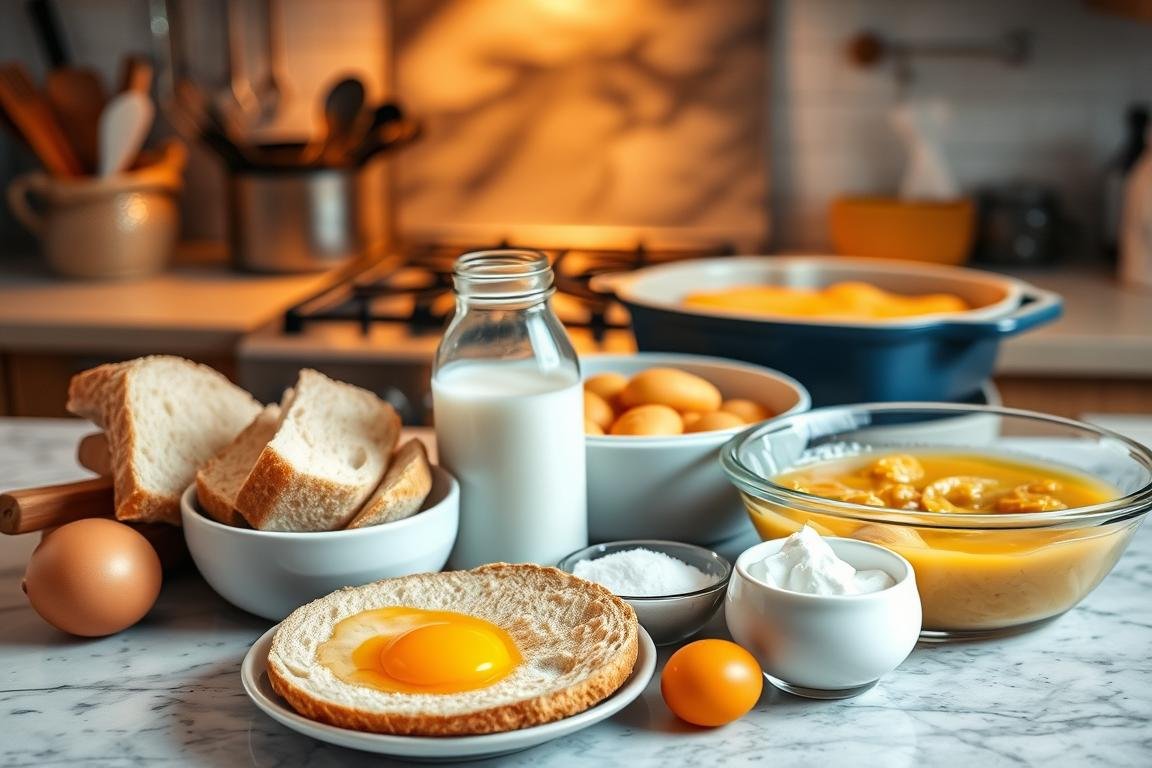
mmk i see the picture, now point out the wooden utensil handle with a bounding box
[77,432,113,476]
[0,477,114,535]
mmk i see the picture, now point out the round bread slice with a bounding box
[267,564,639,736]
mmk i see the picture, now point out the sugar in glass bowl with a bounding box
[720,404,1152,641]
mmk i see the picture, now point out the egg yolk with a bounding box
[317,607,521,694]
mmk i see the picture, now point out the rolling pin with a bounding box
[77,432,113,476]
[0,476,114,535]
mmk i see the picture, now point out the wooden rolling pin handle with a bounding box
[0,476,114,535]
[77,432,113,476]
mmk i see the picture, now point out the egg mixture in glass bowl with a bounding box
[719,404,1152,641]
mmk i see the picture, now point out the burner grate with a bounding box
[281,241,737,339]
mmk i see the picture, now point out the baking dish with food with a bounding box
[719,403,1152,641]
[592,256,1062,406]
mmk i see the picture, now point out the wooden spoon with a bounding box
[0,63,82,176]
[45,69,106,174]
[98,91,154,177]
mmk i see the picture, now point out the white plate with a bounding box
[240,623,657,762]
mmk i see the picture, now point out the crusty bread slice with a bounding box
[345,439,432,529]
[236,369,401,532]
[195,404,281,526]
[66,356,263,525]
[267,564,639,736]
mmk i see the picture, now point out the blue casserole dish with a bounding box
[593,256,1062,406]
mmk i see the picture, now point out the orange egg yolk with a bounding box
[317,607,521,694]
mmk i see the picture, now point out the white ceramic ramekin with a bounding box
[725,536,921,699]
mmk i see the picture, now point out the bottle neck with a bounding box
[453,249,555,309]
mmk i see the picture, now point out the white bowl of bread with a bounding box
[181,470,457,621]
[66,356,458,620]
[581,353,810,545]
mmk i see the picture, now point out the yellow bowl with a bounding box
[829,196,975,265]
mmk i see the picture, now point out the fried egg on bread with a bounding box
[267,564,639,736]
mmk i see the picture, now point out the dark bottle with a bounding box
[1104,105,1149,259]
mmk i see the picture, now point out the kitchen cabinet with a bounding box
[0,351,238,417]
[996,376,1152,418]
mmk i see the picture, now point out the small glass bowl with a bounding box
[720,403,1152,641]
[557,540,732,646]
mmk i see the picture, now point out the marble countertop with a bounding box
[1,417,1151,767]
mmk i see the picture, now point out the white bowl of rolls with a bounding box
[581,353,810,546]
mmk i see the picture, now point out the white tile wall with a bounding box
[771,0,1152,254]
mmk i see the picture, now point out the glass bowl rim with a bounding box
[720,402,1152,530]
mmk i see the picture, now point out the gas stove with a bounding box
[280,240,736,342]
[240,240,736,424]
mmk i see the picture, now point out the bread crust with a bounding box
[267,564,639,736]
[345,439,433,529]
[68,361,181,525]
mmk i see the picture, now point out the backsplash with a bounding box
[2,0,1152,258]
[771,0,1152,255]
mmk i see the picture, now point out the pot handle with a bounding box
[938,285,1063,340]
[6,173,51,236]
[587,271,630,298]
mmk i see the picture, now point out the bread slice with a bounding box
[236,369,401,532]
[66,356,263,525]
[267,564,639,736]
[195,404,281,526]
[345,439,432,529]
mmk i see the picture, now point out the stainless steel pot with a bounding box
[228,168,365,273]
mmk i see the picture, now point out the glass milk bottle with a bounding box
[432,249,587,568]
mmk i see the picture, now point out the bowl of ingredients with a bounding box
[581,353,809,545]
[727,526,921,698]
[720,404,1152,641]
[181,465,459,620]
[557,540,731,646]
[591,256,1061,405]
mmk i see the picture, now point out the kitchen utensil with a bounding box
[224,0,260,125]
[0,63,83,176]
[973,184,1061,266]
[118,54,154,95]
[314,77,366,165]
[7,140,185,278]
[249,0,285,124]
[228,166,365,272]
[241,622,656,760]
[44,70,105,173]
[721,403,1152,641]
[98,91,154,177]
[180,467,459,620]
[581,353,809,545]
[727,537,921,699]
[0,477,114,535]
[591,256,1061,406]
[829,196,975,264]
[27,0,106,172]
[351,114,422,166]
[77,432,112,476]
[557,540,732,646]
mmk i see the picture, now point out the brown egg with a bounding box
[584,390,615,430]
[719,399,775,423]
[584,373,629,405]
[681,412,704,429]
[585,418,605,436]
[620,369,722,413]
[684,410,746,433]
[610,404,684,436]
[23,518,162,637]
